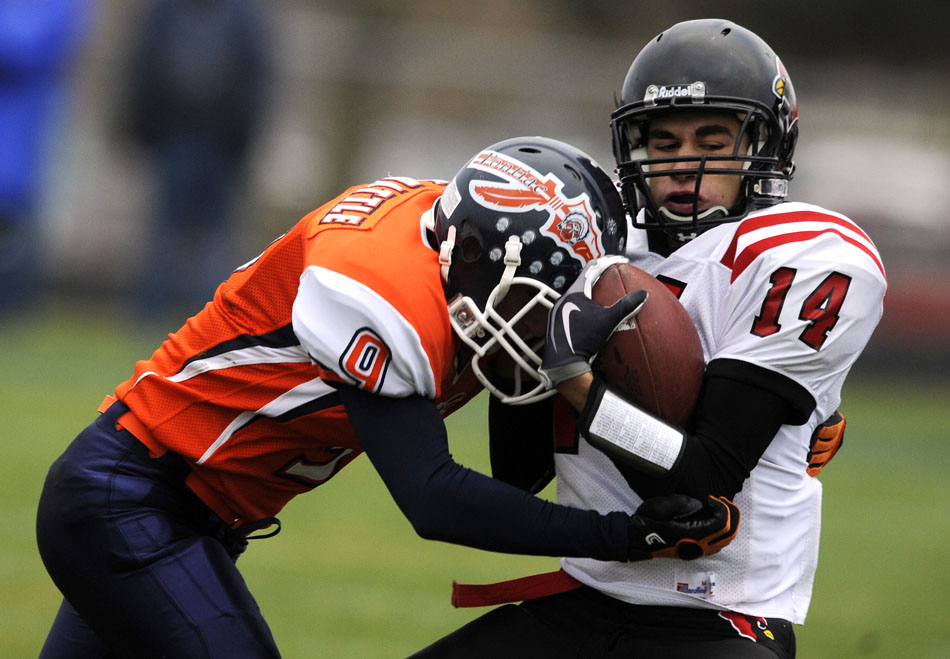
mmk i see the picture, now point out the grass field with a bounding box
[2,302,948,658]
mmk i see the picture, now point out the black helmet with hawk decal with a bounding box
[427,136,626,404]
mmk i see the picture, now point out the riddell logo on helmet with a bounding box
[643,82,705,106]
[658,85,692,98]
[467,150,604,262]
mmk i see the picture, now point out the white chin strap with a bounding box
[438,224,456,285]
[657,204,728,224]
[494,235,524,304]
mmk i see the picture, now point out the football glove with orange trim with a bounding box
[627,494,739,561]
[807,411,845,477]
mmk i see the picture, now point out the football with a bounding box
[591,262,705,428]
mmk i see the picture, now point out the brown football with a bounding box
[592,262,705,428]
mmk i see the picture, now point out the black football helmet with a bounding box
[611,19,798,243]
[428,136,626,404]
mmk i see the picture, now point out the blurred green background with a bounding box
[3,1,949,657]
[3,303,948,658]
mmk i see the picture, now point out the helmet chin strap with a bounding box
[493,235,523,304]
[657,204,728,224]
[438,229,523,299]
[438,225,456,285]
[656,204,729,244]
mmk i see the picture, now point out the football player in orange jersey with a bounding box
[36,136,737,657]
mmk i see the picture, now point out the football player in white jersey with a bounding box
[414,19,886,659]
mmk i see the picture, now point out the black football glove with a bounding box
[538,256,646,389]
[807,410,845,477]
[627,494,739,562]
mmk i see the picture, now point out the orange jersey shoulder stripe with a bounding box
[301,178,455,395]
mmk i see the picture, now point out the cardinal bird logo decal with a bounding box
[772,56,797,123]
[467,150,604,262]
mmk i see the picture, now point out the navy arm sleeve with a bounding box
[337,385,629,561]
[607,358,814,500]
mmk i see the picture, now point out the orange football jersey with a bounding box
[108,177,483,528]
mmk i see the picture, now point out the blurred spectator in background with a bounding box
[0,0,93,313]
[122,0,271,320]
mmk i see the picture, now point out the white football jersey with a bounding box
[558,201,887,623]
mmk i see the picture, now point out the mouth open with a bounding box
[663,193,701,215]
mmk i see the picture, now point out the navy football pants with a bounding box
[36,403,281,658]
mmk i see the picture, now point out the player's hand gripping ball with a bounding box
[592,262,705,428]
[539,256,647,389]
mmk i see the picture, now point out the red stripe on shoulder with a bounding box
[720,209,885,283]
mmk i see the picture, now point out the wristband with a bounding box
[578,377,685,477]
